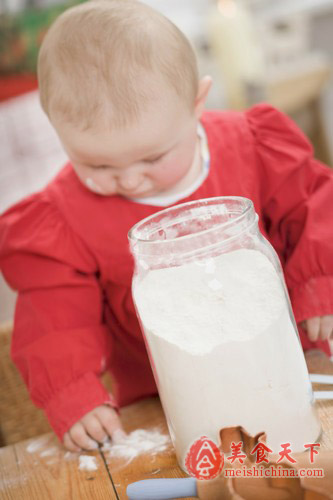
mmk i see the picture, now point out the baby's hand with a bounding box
[301,315,333,343]
[63,404,125,452]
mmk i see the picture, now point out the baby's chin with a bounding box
[119,184,162,199]
[85,177,162,199]
[123,189,156,199]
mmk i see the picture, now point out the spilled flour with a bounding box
[24,429,169,473]
[78,455,98,471]
[26,436,50,453]
[102,428,170,461]
[39,446,59,457]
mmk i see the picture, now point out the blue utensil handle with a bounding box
[126,477,198,499]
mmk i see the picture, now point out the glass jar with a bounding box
[128,196,321,471]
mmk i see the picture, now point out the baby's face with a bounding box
[54,96,199,199]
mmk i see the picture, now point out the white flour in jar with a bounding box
[133,249,321,469]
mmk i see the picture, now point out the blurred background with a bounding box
[1,0,333,323]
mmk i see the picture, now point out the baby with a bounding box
[0,0,332,453]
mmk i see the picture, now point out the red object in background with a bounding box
[0,74,38,101]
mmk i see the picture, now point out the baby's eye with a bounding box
[94,164,110,170]
[145,154,164,164]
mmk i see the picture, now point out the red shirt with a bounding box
[1,104,332,439]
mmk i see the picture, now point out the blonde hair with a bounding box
[38,0,199,130]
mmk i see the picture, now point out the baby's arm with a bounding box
[63,405,125,452]
[0,196,122,444]
[246,104,333,351]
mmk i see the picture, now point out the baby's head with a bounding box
[38,0,211,198]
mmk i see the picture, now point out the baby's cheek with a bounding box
[84,172,116,196]
[153,160,188,185]
[85,177,105,194]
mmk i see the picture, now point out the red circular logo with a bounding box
[185,436,224,480]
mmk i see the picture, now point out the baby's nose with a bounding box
[118,173,142,190]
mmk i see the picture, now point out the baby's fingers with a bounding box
[318,315,333,341]
[68,421,98,451]
[305,317,320,342]
[96,406,126,443]
[83,414,108,444]
[63,431,82,452]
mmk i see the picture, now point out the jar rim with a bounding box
[128,196,254,247]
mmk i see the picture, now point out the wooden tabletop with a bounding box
[0,349,332,500]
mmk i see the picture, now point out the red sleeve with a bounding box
[0,194,117,440]
[246,104,333,354]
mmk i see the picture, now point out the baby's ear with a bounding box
[194,76,213,119]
